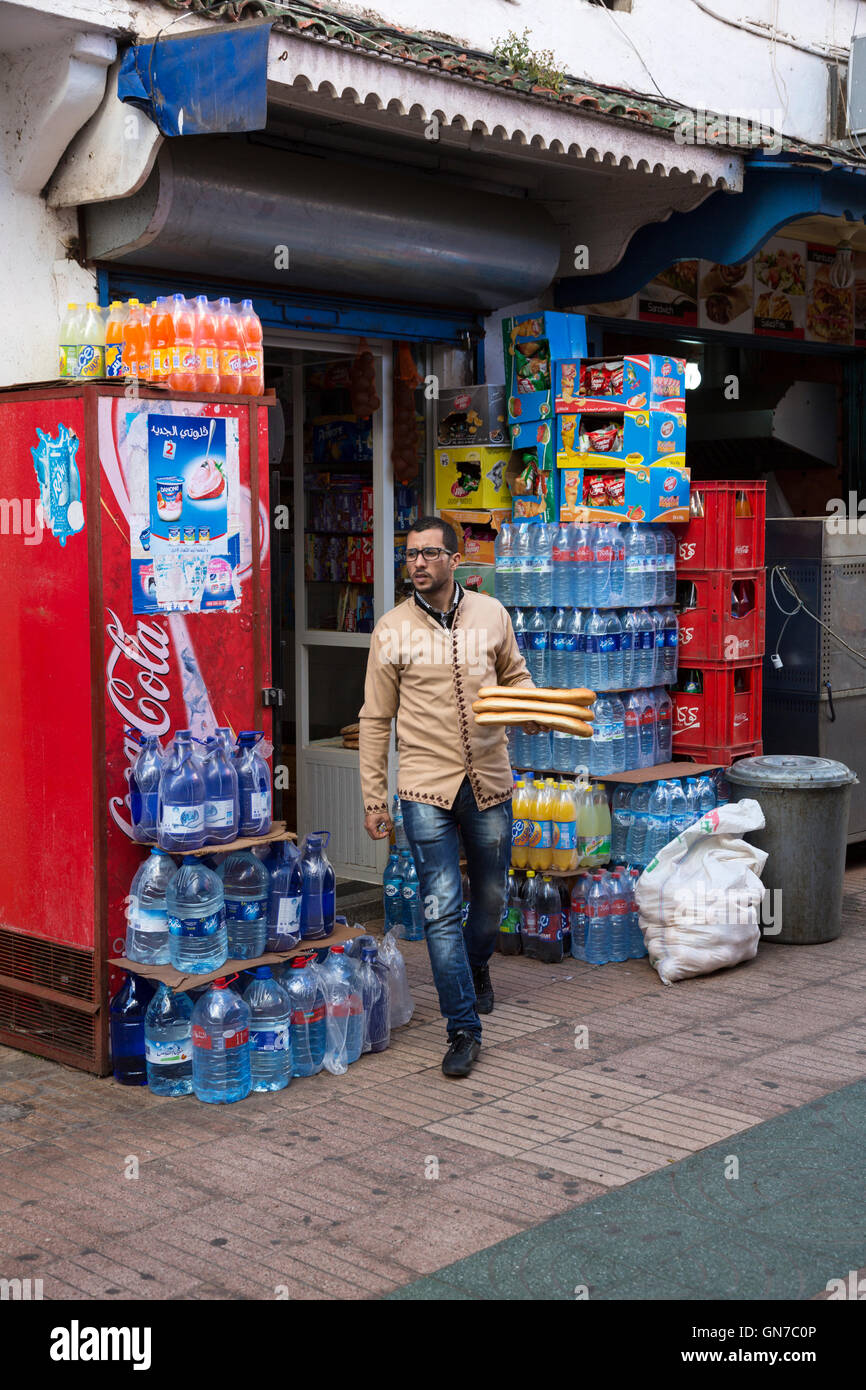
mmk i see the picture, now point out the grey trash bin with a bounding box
[726,755,858,945]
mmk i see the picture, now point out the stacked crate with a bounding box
[671,480,766,763]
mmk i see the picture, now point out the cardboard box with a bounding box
[436,385,507,446]
[510,418,556,471]
[557,407,689,523]
[557,410,686,468]
[555,354,686,414]
[435,446,511,509]
[559,463,690,523]
[440,508,511,566]
[502,311,587,424]
[455,561,496,598]
[505,455,558,522]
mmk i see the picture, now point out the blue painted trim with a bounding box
[117,23,272,137]
[100,267,480,345]
[96,267,110,307]
[556,161,866,307]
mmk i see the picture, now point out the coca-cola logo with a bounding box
[105,608,172,838]
[680,626,693,644]
[674,705,700,732]
[679,541,696,560]
[733,711,748,726]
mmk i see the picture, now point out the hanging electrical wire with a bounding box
[769,564,866,669]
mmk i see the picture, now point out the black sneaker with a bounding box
[472,962,494,1015]
[442,1031,481,1078]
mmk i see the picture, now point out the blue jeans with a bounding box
[401,778,512,1041]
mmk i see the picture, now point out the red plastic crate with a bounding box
[672,480,765,571]
[675,739,763,765]
[672,658,763,750]
[677,568,766,663]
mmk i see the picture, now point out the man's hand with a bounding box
[364,810,394,841]
[508,721,542,736]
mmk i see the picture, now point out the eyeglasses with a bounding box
[406,547,455,562]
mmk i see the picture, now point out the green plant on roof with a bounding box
[492,29,567,93]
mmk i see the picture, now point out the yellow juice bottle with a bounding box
[511,780,530,870]
[535,780,554,872]
[554,782,577,871]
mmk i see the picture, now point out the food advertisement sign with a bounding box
[804,243,854,346]
[637,261,698,327]
[697,260,754,333]
[129,411,242,614]
[753,237,806,339]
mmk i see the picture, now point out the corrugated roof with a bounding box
[157,0,866,167]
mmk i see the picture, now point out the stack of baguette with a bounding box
[472,686,596,738]
[341,721,360,749]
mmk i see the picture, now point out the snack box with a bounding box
[556,409,686,469]
[436,386,507,446]
[559,462,690,524]
[455,562,496,598]
[502,311,587,424]
[509,418,555,471]
[505,455,558,522]
[555,354,686,414]
[435,446,511,509]
[440,508,511,566]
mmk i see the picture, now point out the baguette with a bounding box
[473,697,594,721]
[474,710,593,738]
[479,684,596,705]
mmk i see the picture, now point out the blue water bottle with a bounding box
[191,978,252,1104]
[158,730,206,852]
[110,972,155,1085]
[202,734,239,845]
[144,983,194,1096]
[244,966,292,1091]
[383,848,404,934]
[129,733,163,845]
[233,731,272,836]
[266,840,303,951]
[299,831,336,939]
[165,855,228,974]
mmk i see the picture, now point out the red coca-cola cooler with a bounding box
[0,382,272,1073]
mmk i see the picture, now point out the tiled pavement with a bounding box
[1,857,865,1300]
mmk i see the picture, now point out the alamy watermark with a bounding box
[374,622,490,677]
[0,498,43,546]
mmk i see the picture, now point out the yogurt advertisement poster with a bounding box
[132,412,240,614]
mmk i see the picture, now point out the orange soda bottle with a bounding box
[735,489,752,517]
[193,295,220,393]
[168,294,196,391]
[217,297,243,394]
[121,299,148,379]
[148,296,173,383]
[104,301,127,379]
[239,298,263,395]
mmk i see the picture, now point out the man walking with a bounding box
[360,516,533,1077]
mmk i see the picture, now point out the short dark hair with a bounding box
[408,515,459,553]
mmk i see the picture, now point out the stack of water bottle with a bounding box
[382,799,425,941]
[495,518,679,776]
[569,868,646,965]
[110,928,411,1102]
[125,832,336,974]
[611,770,727,869]
[129,726,272,850]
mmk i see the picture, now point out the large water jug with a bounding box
[125,846,176,965]
[244,966,292,1091]
[233,731,272,836]
[130,734,163,844]
[299,831,336,939]
[202,735,239,845]
[165,855,227,974]
[191,978,251,1103]
[145,983,194,1096]
[218,851,269,959]
[323,946,364,1063]
[266,839,303,951]
[285,955,326,1076]
[110,972,154,1085]
[157,730,206,851]
[358,941,391,1053]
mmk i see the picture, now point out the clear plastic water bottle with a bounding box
[530,728,552,772]
[191,978,251,1103]
[391,793,409,852]
[400,848,425,940]
[512,521,533,606]
[358,941,391,1053]
[625,784,652,866]
[569,871,589,961]
[637,689,658,768]
[608,868,631,962]
[145,983,194,1096]
[608,523,625,607]
[244,966,292,1091]
[233,731,272,836]
[511,719,531,771]
[642,525,660,605]
[552,729,579,775]
[285,955,326,1075]
[696,774,717,814]
[536,522,554,607]
[654,686,673,763]
[593,694,625,775]
[125,847,176,965]
[110,972,155,1085]
[526,607,549,685]
[644,780,672,862]
[668,777,691,840]
[650,608,666,685]
[573,522,593,608]
[683,776,699,822]
[570,609,587,689]
[218,851,269,959]
[552,522,572,608]
[620,609,635,690]
[585,608,606,692]
[511,605,528,660]
[158,730,206,852]
[166,855,228,974]
[202,734,239,845]
[659,526,677,604]
[628,867,647,958]
[549,607,571,688]
[598,611,623,691]
[591,523,614,608]
[632,607,655,687]
[661,607,679,684]
[494,521,515,607]
[299,831,336,939]
[383,848,404,934]
[611,786,634,862]
[585,872,611,964]
[129,734,163,845]
[622,692,641,772]
[266,839,303,951]
[621,522,643,608]
[323,946,365,1063]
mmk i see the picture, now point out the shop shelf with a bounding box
[672,480,765,572]
[672,658,763,752]
[677,567,766,663]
